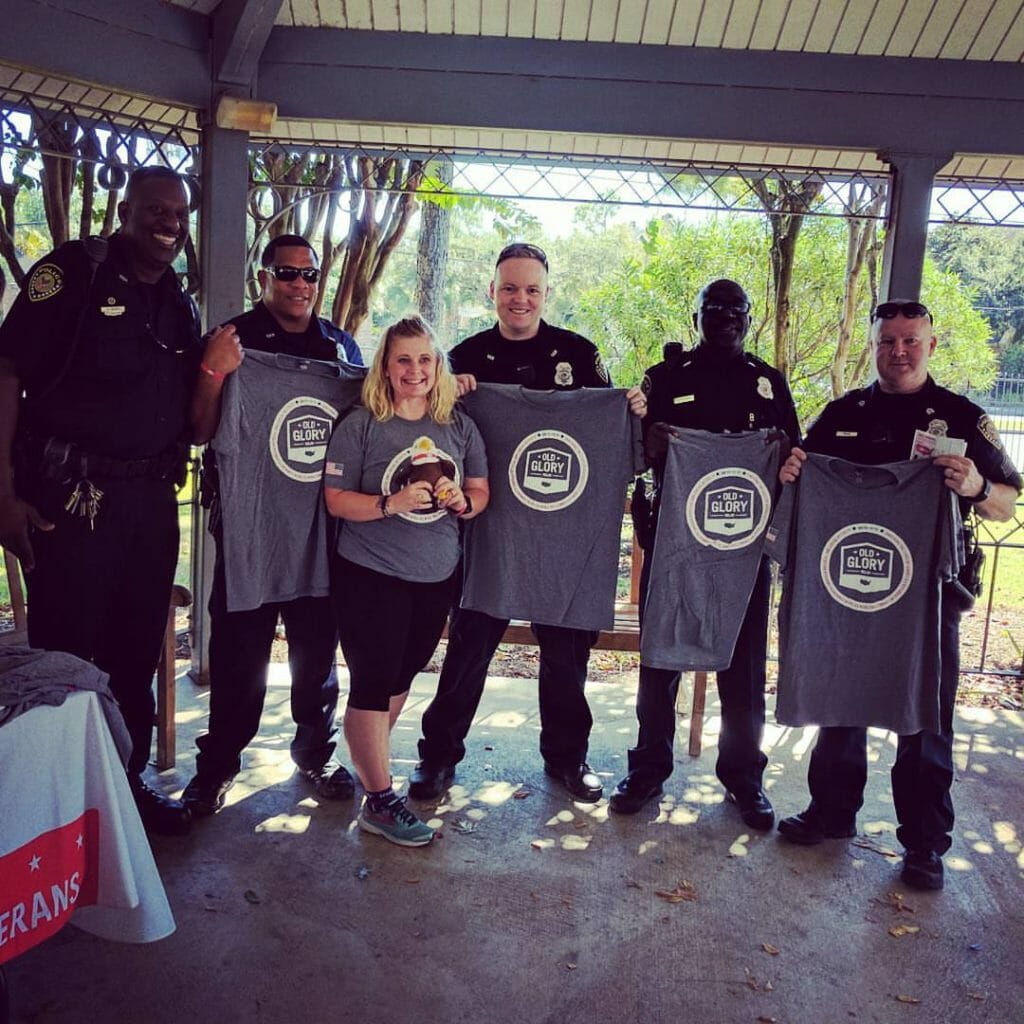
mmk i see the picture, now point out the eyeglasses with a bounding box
[267,265,321,284]
[496,243,548,270]
[701,301,751,315]
[871,301,932,324]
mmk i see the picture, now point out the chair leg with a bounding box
[688,671,708,757]
[155,585,192,770]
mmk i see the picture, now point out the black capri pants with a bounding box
[332,555,455,712]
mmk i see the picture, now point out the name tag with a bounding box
[673,394,695,404]
[836,430,858,437]
[100,304,126,317]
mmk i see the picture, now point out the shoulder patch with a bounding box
[978,414,1003,450]
[641,373,652,396]
[28,263,63,302]
[594,352,610,384]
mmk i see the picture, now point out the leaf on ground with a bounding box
[655,880,697,903]
[851,837,900,859]
[761,942,780,955]
[405,878,421,885]
[354,866,371,880]
[243,889,261,905]
[883,891,916,914]
[967,992,987,1001]
[757,1017,777,1023]
[564,962,578,971]
[451,819,477,834]
[513,789,531,800]
[888,924,920,938]
[895,994,921,1004]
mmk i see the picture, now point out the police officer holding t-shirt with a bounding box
[610,279,800,828]
[777,299,1020,890]
[409,243,647,803]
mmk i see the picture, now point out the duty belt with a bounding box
[26,435,187,483]
[18,434,189,529]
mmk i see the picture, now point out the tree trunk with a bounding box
[830,184,886,396]
[415,155,453,331]
[752,178,824,380]
[34,113,76,249]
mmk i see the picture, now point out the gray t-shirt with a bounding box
[213,349,364,612]
[640,429,781,671]
[458,384,643,630]
[765,453,962,734]
[324,407,488,583]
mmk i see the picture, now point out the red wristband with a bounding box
[200,362,226,380]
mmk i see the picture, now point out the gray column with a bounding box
[877,151,951,301]
[191,123,250,684]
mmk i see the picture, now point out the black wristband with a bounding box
[378,493,392,519]
[969,477,992,504]
[454,493,473,518]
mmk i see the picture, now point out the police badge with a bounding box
[28,264,63,302]
[927,419,948,437]
[554,361,574,386]
[756,376,773,400]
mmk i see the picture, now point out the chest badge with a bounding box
[756,376,774,400]
[554,361,573,387]
[27,264,63,302]
[927,418,948,437]
[100,296,126,317]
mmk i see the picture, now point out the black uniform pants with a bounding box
[418,606,596,769]
[627,554,771,794]
[806,595,960,855]
[25,475,179,777]
[194,551,339,783]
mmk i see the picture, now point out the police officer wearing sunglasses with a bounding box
[610,279,800,826]
[182,234,363,817]
[0,167,202,834]
[777,299,1021,890]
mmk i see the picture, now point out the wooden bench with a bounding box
[462,503,710,756]
[1,549,190,769]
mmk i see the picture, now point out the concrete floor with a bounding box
[7,665,1024,1024]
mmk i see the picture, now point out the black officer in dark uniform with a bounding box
[409,242,647,802]
[610,279,800,828]
[777,299,1020,890]
[182,234,362,816]
[0,167,202,834]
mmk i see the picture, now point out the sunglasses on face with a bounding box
[495,243,549,270]
[701,301,751,315]
[267,265,321,284]
[871,301,932,324]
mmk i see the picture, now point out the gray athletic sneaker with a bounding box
[358,797,435,847]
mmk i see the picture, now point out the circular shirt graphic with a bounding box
[381,435,460,524]
[819,523,914,613]
[269,397,339,483]
[684,467,772,551]
[508,430,589,512]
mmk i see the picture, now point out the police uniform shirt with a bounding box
[642,344,801,449]
[803,377,1022,501]
[641,430,781,672]
[765,453,961,734]
[458,384,644,631]
[0,233,201,459]
[449,320,611,390]
[228,301,363,366]
[213,350,365,612]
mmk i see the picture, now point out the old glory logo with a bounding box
[819,523,914,612]
[0,811,99,964]
[508,430,589,512]
[269,397,340,483]
[685,468,772,551]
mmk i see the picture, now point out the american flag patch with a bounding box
[325,461,345,476]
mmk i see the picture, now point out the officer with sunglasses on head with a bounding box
[777,298,1021,891]
[0,167,202,835]
[182,234,363,818]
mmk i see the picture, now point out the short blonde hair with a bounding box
[362,316,458,424]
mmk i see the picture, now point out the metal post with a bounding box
[877,151,951,301]
[192,123,249,684]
